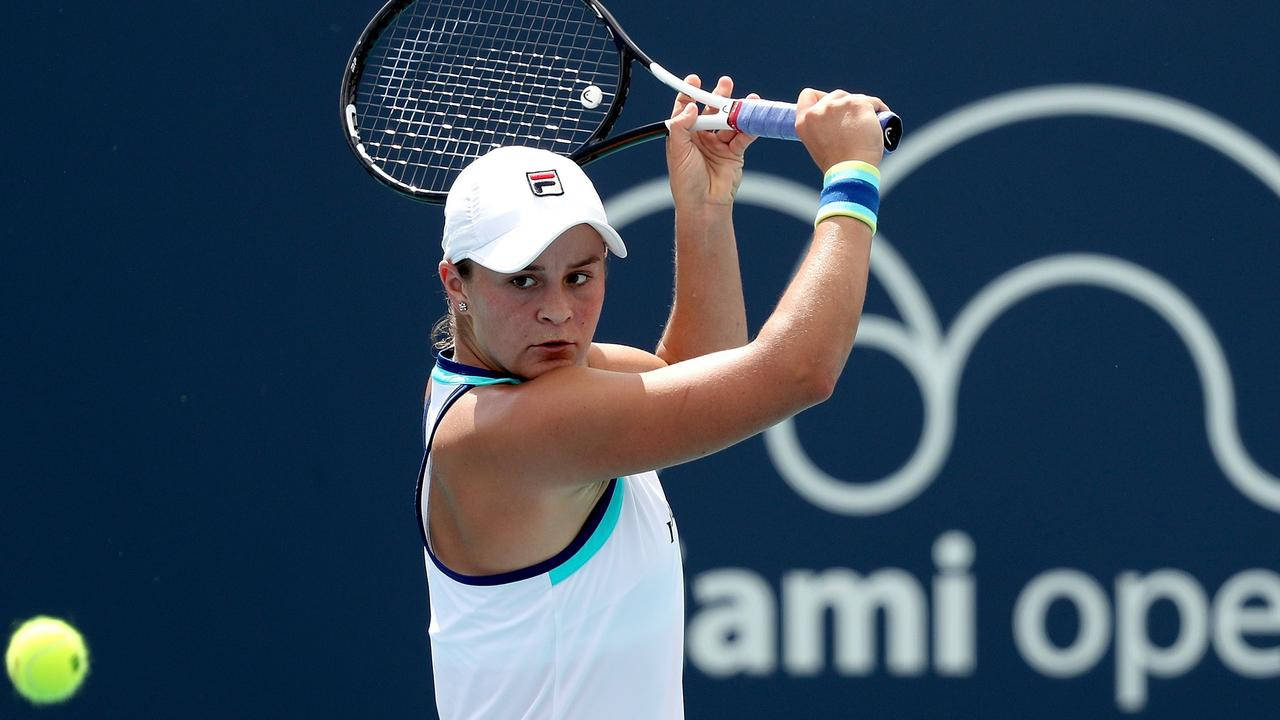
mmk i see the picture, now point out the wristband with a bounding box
[823,160,881,189]
[815,160,881,234]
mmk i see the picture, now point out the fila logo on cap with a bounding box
[526,169,564,197]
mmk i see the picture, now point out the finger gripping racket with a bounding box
[340,0,903,203]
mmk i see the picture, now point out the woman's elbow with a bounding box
[804,370,839,406]
[792,362,840,407]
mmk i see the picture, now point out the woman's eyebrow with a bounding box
[522,254,603,272]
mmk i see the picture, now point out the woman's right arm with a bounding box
[436,89,890,487]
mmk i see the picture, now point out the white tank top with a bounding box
[416,353,685,720]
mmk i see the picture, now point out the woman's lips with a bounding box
[533,341,573,351]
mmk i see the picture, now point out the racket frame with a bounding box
[341,0,642,200]
[339,0,893,200]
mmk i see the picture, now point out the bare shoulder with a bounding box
[429,385,498,470]
[429,384,537,506]
[429,371,632,493]
[430,365,645,488]
[587,342,668,373]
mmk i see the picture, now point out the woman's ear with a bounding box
[439,261,468,306]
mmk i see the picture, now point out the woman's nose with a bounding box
[537,287,573,325]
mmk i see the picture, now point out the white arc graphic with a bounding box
[605,84,1280,516]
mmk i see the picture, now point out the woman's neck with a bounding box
[448,340,501,374]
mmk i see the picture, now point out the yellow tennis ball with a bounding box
[5,616,90,705]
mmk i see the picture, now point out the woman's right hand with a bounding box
[794,89,892,172]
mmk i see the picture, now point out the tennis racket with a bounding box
[340,0,902,203]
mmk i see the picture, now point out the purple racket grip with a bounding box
[729,99,903,151]
[729,99,799,140]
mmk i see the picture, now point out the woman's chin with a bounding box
[522,349,582,377]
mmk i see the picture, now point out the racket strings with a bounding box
[353,0,622,194]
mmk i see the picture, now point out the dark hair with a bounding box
[431,259,474,351]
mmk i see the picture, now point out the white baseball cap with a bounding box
[441,146,627,273]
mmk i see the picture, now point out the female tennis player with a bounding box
[418,76,891,719]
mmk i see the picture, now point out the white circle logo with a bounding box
[580,85,603,109]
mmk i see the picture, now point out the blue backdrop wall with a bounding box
[3,1,1278,717]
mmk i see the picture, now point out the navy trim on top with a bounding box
[425,478,618,586]
[415,383,473,550]
[435,351,520,381]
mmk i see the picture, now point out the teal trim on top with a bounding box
[431,364,521,387]
[549,477,626,586]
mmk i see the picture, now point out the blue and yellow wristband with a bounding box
[815,160,881,234]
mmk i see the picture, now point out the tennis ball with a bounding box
[5,616,89,705]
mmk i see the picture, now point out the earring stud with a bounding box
[457,301,467,312]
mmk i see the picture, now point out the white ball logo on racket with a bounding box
[580,85,603,109]
[605,83,1280,517]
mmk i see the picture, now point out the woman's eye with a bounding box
[567,272,591,286]
[510,276,536,289]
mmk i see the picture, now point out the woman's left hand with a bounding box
[665,74,758,210]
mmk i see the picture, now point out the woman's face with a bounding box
[446,224,608,379]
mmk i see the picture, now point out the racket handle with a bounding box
[730,99,903,152]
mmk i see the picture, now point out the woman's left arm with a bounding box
[655,75,757,365]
